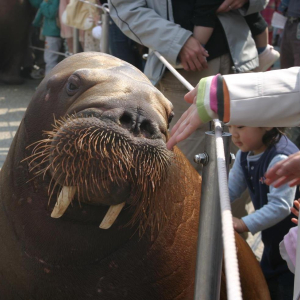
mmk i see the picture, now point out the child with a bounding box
[192,1,280,72]
[228,125,298,300]
[32,0,62,75]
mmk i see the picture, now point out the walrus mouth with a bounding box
[51,186,125,229]
[25,115,179,233]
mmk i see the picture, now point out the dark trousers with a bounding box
[281,19,300,68]
[108,18,145,72]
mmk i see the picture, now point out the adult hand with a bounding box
[265,151,300,188]
[178,36,209,72]
[217,0,248,13]
[232,217,249,233]
[184,85,198,104]
[291,199,300,225]
[166,103,202,150]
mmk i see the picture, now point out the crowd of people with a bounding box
[26,0,145,79]
[23,0,300,299]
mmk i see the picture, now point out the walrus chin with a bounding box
[25,113,180,233]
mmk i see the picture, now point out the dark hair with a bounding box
[262,127,285,148]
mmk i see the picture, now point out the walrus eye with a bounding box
[66,75,80,96]
[168,112,174,125]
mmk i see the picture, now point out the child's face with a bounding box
[228,126,272,155]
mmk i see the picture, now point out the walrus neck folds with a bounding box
[24,115,183,235]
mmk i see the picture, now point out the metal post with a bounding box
[73,28,80,54]
[100,11,109,53]
[193,131,231,300]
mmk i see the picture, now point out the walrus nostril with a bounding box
[120,112,133,129]
[140,120,155,137]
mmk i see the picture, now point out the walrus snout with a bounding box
[26,113,175,229]
[79,107,167,141]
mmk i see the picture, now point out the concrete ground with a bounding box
[0,78,41,169]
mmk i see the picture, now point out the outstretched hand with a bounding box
[291,199,300,225]
[265,151,300,188]
[166,85,203,150]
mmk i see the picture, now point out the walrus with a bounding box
[0,52,270,300]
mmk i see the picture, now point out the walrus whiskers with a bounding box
[24,115,178,232]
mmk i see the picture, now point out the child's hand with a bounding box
[232,217,249,233]
[200,48,209,59]
[291,199,300,225]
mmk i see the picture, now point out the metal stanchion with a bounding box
[193,130,232,300]
[73,28,80,54]
[153,50,242,300]
[100,10,109,53]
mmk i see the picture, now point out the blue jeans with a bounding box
[109,18,144,71]
[44,36,62,75]
[266,271,294,300]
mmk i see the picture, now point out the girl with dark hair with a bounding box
[228,125,298,299]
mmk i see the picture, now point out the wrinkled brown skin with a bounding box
[0,0,35,84]
[0,53,270,300]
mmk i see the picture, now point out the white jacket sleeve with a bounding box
[223,67,300,127]
[108,0,192,64]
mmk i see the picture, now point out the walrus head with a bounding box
[24,52,182,234]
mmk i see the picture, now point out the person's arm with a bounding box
[223,67,300,127]
[39,0,60,19]
[242,155,296,235]
[166,67,300,150]
[108,0,208,70]
[108,0,190,65]
[217,0,268,14]
[228,150,248,202]
[193,1,220,27]
[32,8,43,27]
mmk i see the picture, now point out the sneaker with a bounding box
[253,44,280,72]
[30,68,45,79]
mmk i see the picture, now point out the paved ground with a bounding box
[0,78,41,169]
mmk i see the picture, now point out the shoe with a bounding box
[253,44,280,72]
[30,68,45,79]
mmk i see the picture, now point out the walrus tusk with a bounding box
[99,202,126,229]
[51,186,76,218]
